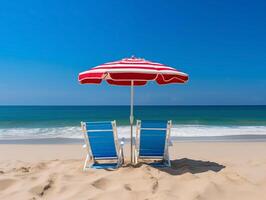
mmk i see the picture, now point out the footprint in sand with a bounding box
[30,178,54,197]
[0,179,16,191]
[124,184,132,191]
[152,179,159,194]
[91,178,111,190]
[17,166,30,173]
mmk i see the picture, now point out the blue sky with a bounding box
[0,0,265,105]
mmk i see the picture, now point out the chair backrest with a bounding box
[137,120,171,157]
[81,121,118,158]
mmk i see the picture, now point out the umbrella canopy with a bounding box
[78,57,188,85]
[78,56,189,163]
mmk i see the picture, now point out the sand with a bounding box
[0,142,266,200]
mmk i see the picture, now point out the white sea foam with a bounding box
[118,125,266,138]
[0,125,266,140]
[0,127,82,139]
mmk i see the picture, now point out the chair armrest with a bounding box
[120,137,125,147]
[169,139,174,146]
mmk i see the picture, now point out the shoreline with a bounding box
[1,134,266,144]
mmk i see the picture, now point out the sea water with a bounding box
[0,106,266,140]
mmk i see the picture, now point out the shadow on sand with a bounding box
[155,158,225,175]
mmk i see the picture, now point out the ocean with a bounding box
[0,106,266,141]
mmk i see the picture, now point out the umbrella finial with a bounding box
[131,55,136,59]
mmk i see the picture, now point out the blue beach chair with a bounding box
[134,120,172,167]
[81,121,124,170]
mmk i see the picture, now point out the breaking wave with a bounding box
[0,125,266,140]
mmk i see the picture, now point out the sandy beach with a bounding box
[1,0,266,199]
[0,141,265,200]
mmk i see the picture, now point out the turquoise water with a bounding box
[0,106,266,139]
[0,106,266,128]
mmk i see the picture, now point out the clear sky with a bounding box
[0,0,265,105]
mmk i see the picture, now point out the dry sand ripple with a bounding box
[0,142,266,199]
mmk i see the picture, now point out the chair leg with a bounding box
[134,149,138,165]
[119,150,122,167]
[163,149,171,167]
[121,147,124,165]
[116,147,124,168]
[83,154,89,171]
[167,156,171,167]
[166,150,171,167]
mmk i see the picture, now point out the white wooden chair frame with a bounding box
[81,120,124,170]
[134,120,172,167]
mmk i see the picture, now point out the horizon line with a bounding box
[0,105,266,107]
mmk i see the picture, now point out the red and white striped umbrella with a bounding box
[78,57,189,163]
[78,57,188,86]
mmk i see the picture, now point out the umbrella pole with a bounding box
[130,80,134,163]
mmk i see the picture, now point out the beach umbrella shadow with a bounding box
[153,158,225,175]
